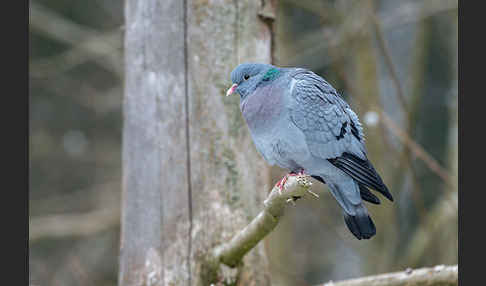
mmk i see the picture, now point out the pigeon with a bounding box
[226,63,393,240]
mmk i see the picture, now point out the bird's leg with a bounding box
[276,169,318,204]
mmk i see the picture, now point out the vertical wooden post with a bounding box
[120,0,275,285]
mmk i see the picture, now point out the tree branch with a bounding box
[29,29,122,78]
[29,206,119,242]
[29,2,122,77]
[209,175,314,269]
[379,110,454,188]
[321,265,458,286]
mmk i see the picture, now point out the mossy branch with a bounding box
[202,176,458,286]
[321,265,458,286]
[208,175,314,269]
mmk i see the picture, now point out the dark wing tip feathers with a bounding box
[358,184,381,205]
[329,152,393,202]
[311,175,381,205]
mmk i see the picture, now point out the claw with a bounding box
[286,198,296,206]
[307,189,319,199]
[275,170,309,194]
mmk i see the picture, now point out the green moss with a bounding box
[222,148,240,205]
[198,256,220,286]
[197,249,241,286]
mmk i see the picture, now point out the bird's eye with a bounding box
[244,74,250,80]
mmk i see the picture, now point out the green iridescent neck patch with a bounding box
[262,68,280,81]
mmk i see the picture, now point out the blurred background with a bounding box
[29,0,458,285]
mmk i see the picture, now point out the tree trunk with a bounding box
[119,0,274,285]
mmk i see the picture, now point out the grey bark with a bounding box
[120,0,274,285]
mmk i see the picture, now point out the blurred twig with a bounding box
[379,0,458,28]
[285,1,367,69]
[328,35,453,190]
[285,0,457,69]
[370,12,409,114]
[368,0,454,189]
[379,110,454,188]
[29,162,121,244]
[29,206,119,242]
[36,72,122,115]
[30,180,121,215]
[30,29,122,78]
[368,0,429,222]
[401,191,457,267]
[29,2,123,77]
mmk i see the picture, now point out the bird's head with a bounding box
[226,63,277,99]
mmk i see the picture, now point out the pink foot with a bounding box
[275,175,289,193]
[275,170,306,193]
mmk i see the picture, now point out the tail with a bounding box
[323,178,377,240]
[343,205,376,240]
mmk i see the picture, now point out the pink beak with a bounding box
[226,83,238,96]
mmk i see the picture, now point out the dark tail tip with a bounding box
[344,213,376,240]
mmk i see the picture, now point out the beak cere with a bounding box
[226,84,238,96]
